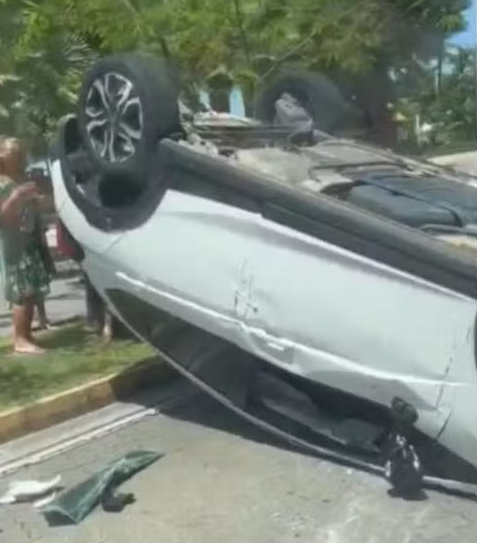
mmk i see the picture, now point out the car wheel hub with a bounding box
[85,72,144,164]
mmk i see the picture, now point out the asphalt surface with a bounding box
[431,151,477,177]
[0,380,475,543]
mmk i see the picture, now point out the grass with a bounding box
[0,322,155,409]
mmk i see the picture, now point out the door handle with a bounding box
[247,329,295,364]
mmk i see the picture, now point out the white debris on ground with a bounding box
[0,475,62,508]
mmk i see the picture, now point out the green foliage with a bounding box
[0,0,99,153]
[0,0,473,154]
[426,48,476,143]
[394,44,476,151]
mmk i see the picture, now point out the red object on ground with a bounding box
[56,219,77,259]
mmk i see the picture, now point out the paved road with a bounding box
[0,382,475,543]
[431,151,477,177]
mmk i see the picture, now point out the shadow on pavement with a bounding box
[127,368,333,469]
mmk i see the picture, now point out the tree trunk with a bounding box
[355,58,398,148]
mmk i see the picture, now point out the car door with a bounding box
[241,215,474,439]
[104,187,259,349]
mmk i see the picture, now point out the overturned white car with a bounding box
[51,53,477,497]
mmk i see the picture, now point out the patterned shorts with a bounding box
[3,247,51,305]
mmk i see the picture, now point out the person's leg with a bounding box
[84,273,102,330]
[35,297,48,329]
[6,247,51,353]
[12,298,44,354]
[102,309,113,343]
[34,296,57,330]
[83,273,111,341]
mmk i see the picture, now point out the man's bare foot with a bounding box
[14,339,45,355]
[102,325,112,344]
[102,313,113,344]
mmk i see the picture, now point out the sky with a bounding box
[450,0,476,47]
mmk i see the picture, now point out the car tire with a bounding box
[254,69,361,133]
[77,53,181,185]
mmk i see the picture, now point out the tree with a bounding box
[0,0,472,152]
[425,47,476,145]
[0,0,97,153]
[347,0,470,145]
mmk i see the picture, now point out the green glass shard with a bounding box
[41,450,163,525]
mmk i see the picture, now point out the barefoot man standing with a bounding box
[0,137,51,354]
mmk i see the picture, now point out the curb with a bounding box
[0,356,177,445]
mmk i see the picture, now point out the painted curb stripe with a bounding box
[0,357,174,445]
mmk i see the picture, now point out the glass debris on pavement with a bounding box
[0,450,163,525]
[0,475,62,507]
[40,450,163,525]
